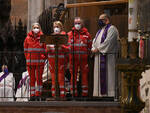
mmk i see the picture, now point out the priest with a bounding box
[91,13,119,97]
[0,65,15,101]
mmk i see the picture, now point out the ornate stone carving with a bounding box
[117,59,150,113]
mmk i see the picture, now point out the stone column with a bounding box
[128,0,138,42]
[27,0,44,32]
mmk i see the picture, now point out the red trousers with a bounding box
[27,65,44,97]
[69,54,89,97]
[48,58,65,98]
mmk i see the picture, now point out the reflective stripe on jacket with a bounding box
[67,27,92,54]
[24,31,46,65]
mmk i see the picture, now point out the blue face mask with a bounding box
[4,68,8,73]
[98,19,106,28]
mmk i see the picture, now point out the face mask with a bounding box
[75,24,81,30]
[54,27,61,33]
[32,28,40,34]
[4,68,8,73]
[98,19,106,28]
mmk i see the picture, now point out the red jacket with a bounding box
[24,31,46,65]
[68,27,92,55]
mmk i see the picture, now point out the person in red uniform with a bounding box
[68,17,92,97]
[47,21,68,99]
[24,23,46,101]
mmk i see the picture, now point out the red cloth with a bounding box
[68,27,92,96]
[139,37,144,59]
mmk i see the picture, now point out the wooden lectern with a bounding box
[40,34,68,100]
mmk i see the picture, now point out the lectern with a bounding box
[40,34,68,100]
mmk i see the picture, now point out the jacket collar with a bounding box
[28,31,43,39]
[72,27,88,34]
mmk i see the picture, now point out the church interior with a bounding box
[0,0,150,113]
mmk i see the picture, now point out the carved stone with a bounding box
[117,59,150,113]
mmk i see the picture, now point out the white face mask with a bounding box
[75,24,81,30]
[54,27,61,33]
[32,28,40,34]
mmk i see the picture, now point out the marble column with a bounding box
[27,0,45,32]
[128,0,138,42]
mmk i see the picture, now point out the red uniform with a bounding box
[68,27,92,97]
[24,31,46,97]
[47,31,68,98]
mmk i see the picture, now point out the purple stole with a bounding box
[17,75,29,89]
[0,72,10,82]
[95,24,111,95]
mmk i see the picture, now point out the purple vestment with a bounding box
[95,24,111,95]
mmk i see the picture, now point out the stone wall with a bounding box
[10,0,28,26]
[138,0,150,31]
